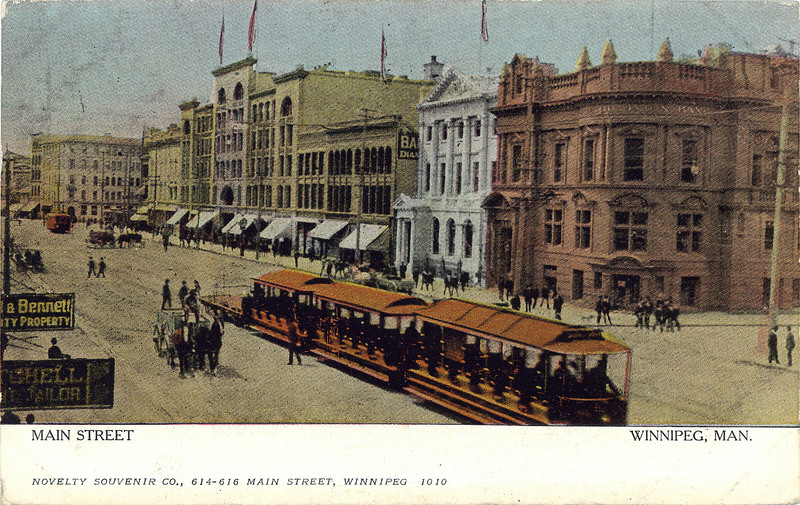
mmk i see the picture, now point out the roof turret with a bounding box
[600,40,617,65]
[657,38,674,62]
[576,46,592,70]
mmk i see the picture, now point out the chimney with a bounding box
[423,56,444,81]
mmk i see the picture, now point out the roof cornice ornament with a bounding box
[576,46,592,71]
[658,38,674,62]
[601,40,617,65]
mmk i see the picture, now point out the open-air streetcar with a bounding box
[201,268,631,425]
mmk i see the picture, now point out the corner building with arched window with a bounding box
[485,41,799,310]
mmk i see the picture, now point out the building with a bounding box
[2,151,32,211]
[394,64,499,285]
[140,125,182,227]
[176,57,435,266]
[485,41,799,310]
[29,134,144,224]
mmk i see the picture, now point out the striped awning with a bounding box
[19,201,41,213]
[338,224,388,251]
[186,210,218,229]
[130,214,148,222]
[309,220,349,240]
[165,208,188,226]
[259,217,293,240]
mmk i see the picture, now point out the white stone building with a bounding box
[395,66,498,284]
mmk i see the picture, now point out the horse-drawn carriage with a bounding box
[153,308,220,376]
[87,230,116,248]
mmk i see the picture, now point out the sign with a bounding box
[1,293,75,331]
[0,359,115,410]
[397,132,418,160]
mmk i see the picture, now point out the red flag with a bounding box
[219,15,225,64]
[481,0,488,44]
[380,30,387,77]
[248,0,258,53]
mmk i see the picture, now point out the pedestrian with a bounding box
[0,410,21,424]
[505,275,514,301]
[178,280,189,306]
[194,280,201,296]
[510,294,521,311]
[326,261,333,279]
[460,270,469,292]
[97,257,106,278]
[398,262,407,279]
[786,326,795,367]
[540,287,550,309]
[239,236,246,257]
[601,295,613,325]
[294,249,300,267]
[172,320,193,378]
[595,296,604,324]
[767,325,779,364]
[497,277,505,301]
[87,256,96,278]
[48,338,69,359]
[287,314,302,365]
[161,279,172,310]
[206,314,224,375]
[523,285,533,311]
[553,292,564,320]
[531,286,540,309]
[162,233,169,252]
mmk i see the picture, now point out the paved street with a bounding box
[3,218,798,424]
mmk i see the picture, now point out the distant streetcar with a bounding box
[201,268,631,425]
[45,213,72,234]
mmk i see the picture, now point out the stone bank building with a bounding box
[485,41,799,310]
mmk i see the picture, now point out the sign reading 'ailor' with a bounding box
[1,293,75,331]
[1,359,115,410]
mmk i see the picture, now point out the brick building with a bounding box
[485,41,799,310]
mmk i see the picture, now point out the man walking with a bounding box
[87,256,96,278]
[178,280,189,306]
[768,326,780,364]
[97,257,106,278]
[161,279,172,310]
[553,292,564,320]
[287,314,302,365]
[786,326,795,367]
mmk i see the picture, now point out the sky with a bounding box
[1,0,797,154]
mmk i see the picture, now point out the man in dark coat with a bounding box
[161,279,172,310]
[172,321,193,378]
[787,326,795,367]
[768,326,780,364]
[178,281,189,306]
[97,257,106,278]
[287,315,302,365]
[87,256,96,278]
[540,287,550,309]
[523,285,533,311]
[206,315,224,375]
[553,292,564,320]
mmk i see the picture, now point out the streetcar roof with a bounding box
[253,269,333,292]
[416,298,629,353]
[311,281,428,314]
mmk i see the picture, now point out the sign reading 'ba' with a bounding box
[1,293,75,331]
[398,132,418,159]
[1,359,115,410]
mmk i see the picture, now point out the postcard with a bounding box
[1,0,798,503]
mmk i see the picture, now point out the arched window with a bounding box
[377,147,385,172]
[385,147,392,173]
[447,219,456,256]
[346,150,353,173]
[280,97,293,116]
[233,82,244,100]
[183,120,191,135]
[354,149,361,171]
[432,218,440,255]
[217,88,226,104]
[464,221,473,258]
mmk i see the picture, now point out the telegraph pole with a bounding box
[3,152,12,295]
[767,102,792,329]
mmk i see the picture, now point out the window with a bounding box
[676,213,703,252]
[440,163,446,195]
[426,126,432,141]
[751,154,762,186]
[464,221,473,258]
[554,143,565,182]
[432,218,440,254]
[575,210,591,249]
[441,123,448,140]
[217,88,226,104]
[583,139,595,181]
[425,163,431,192]
[572,270,584,300]
[765,221,774,250]
[545,209,563,246]
[623,138,644,181]
[233,82,244,100]
[280,97,292,116]
[472,162,480,192]
[512,144,523,182]
[681,140,698,183]
[613,211,648,251]
[458,122,464,139]
[593,272,603,289]
[447,219,456,256]
[455,162,462,194]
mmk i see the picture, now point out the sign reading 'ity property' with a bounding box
[1,359,115,410]
[1,293,75,331]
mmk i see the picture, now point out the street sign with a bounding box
[397,132,418,159]
[1,358,114,410]
[1,292,75,331]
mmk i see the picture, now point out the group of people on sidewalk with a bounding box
[768,325,795,367]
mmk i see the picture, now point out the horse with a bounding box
[421,271,435,291]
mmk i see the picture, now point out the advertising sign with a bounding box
[1,293,75,331]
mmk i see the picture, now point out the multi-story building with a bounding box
[140,124,182,227]
[394,64,499,285]
[29,134,144,224]
[486,41,799,310]
[176,57,435,266]
[2,151,32,208]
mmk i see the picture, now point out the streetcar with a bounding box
[45,212,72,233]
[201,268,631,425]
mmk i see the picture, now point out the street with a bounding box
[3,218,798,424]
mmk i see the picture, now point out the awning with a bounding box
[259,217,293,240]
[9,203,24,213]
[19,201,40,213]
[165,208,188,226]
[225,214,262,235]
[187,210,219,229]
[152,203,178,212]
[309,220,349,240]
[130,214,148,222]
[135,205,149,215]
[338,224,388,251]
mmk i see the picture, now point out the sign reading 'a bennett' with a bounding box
[1,359,115,410]
[1,293,75,331]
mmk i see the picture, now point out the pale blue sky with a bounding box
[2,0,797,153]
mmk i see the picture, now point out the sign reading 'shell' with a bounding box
[1,359,115,410]
[1,293,75,331]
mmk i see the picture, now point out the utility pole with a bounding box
[3,152,12,295]
[767,102,792,329]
